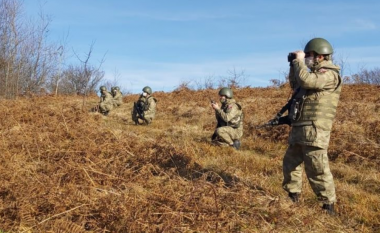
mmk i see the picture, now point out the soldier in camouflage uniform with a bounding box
[131,86,157,125]
[211,87,243,150]
[99,86,114,116]
[111,86,123,107]
[281,38,341,215]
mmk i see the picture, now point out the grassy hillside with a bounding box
[0,84,379,232]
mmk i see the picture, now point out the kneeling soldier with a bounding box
[211,87,243,149]
[131,86,157,125]
[111,86,123,107]
[99,86,114,116]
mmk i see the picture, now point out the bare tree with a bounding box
[99,68,123,92]
[0,0,23,98]
[0,0,63,99]
[218,68,247,88]
[352,66,380,85]
[194,75,216,90]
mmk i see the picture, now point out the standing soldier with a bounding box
[99,86,114,116]
[211,87,243,149]
[111,86,123,107]
[131,86,157,125]
[282,38,341,215]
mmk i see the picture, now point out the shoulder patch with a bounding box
[318,68,328,73]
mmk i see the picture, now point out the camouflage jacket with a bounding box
[288,59,342,149]
[137,95,157,119]
[112,90,123,106]
[215,98,243,130]
[100,91,114,105]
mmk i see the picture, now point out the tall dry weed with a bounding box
[0,85,379,232]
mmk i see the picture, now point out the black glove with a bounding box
[268,112,282,125]
[278,116,291,126]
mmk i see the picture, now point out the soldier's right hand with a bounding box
[268,114,281,125]
[211,102,220,110]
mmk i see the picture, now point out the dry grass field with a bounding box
[0,84,379,233]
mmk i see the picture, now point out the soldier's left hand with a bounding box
[294,50,305,60]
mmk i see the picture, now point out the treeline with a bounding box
[0,0,104,99]
[346,67,380,85]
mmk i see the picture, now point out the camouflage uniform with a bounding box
[112,89,123,107]
[131,95,157,124]
[212,98,243,146]
[283,59,341,204]
[99,91,114,114]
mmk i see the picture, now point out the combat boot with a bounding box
[322,203,335,215]
[232,140,241,150]
[288,192,300,203]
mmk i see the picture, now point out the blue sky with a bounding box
[23,0,380,93]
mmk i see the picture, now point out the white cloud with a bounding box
[351,19,377,30]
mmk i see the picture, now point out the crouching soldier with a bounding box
[211,87,243,149]
[131,86,157,125]
[111,86,123,107]
[99,86,114,116]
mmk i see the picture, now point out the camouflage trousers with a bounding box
[212,126,243,146]
[113,100,123,107]
[131,108,153,124]
[99,102,114,113]
[282,144,336,204]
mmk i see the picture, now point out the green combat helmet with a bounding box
[218,87,233,99]
[142,86,152,95]
[304,38,333,55]
[100,86,107,92]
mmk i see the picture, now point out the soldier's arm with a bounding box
[293,60,337,90]
[215,104,239,122]
[145,97,156,112]
[105,94,114,104]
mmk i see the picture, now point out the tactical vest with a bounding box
[217,102,243,128]
[290,68,342,131]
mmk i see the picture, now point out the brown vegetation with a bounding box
[0,84,379,232]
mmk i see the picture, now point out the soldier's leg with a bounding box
[105,104,114,112]
[144,117,152,125]
[303,146,336,204]
[215,127,234,146]
[282,144,304,195]
[100,104,113,116]
[99,103,107,113]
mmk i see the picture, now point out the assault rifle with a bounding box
[256,88,300,129]
[134,101,145,120]
[255,117,290,129]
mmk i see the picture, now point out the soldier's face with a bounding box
[219,95,226,103]
[142,92,148,97]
